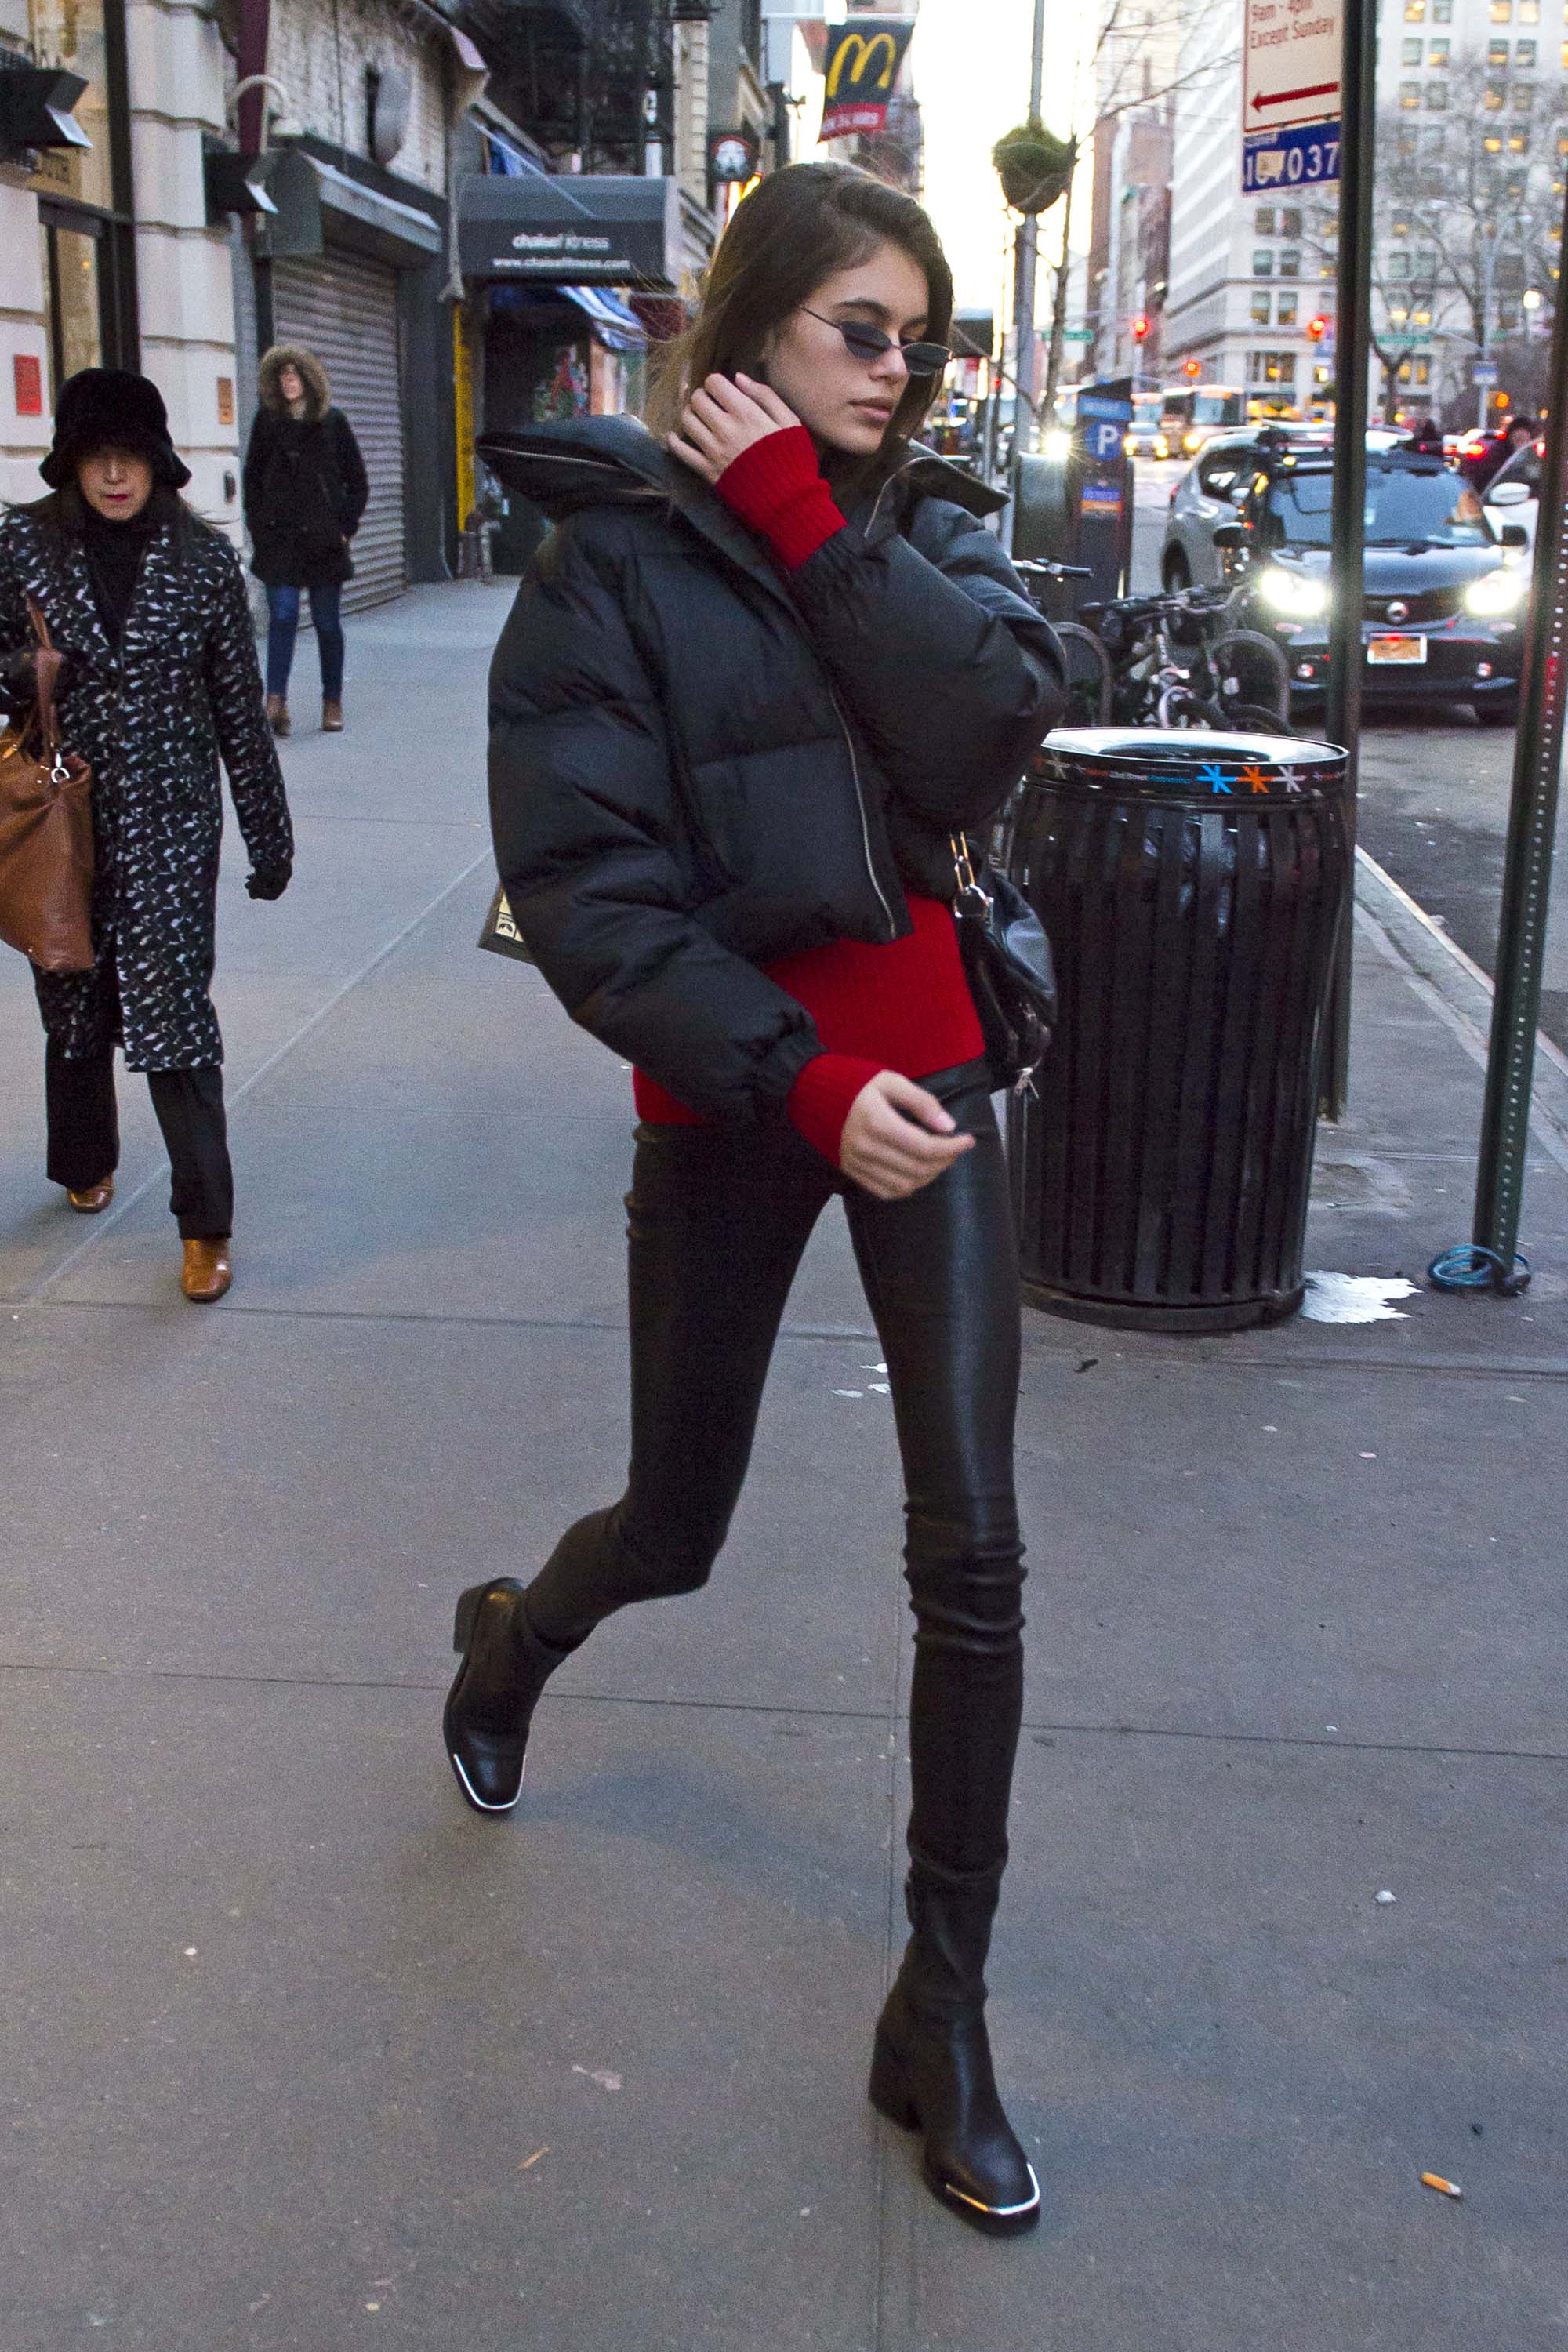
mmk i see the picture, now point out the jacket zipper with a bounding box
[829,686,895,939]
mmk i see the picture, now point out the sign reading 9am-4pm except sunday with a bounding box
[1242,0,1341,194]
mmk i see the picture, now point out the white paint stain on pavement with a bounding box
[1301,1272,1419,1324]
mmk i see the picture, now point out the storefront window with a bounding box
[27,0,115,212]
[41,220,103,401]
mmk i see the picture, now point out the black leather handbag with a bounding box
[950,831,1057,1094]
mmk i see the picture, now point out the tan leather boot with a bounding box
[266,694,290,737]
[181,1238,233,1303]
[321,698,344,732]
[67,1176,114,1213]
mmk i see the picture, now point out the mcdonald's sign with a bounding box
[819,19,915,142]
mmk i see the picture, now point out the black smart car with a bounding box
[1219,448,1530,725]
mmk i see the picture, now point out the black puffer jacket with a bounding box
[483,416,1063,1123]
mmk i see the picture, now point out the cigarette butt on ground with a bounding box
[1421,2172,1463,2199]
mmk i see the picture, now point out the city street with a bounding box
[1131,458,1568,1051]
[3,583,1566,2351]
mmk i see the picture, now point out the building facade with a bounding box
[1163,0,1336,415]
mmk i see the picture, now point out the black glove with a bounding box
[245,862,292,902]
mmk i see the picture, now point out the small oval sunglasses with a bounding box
[797,306,951,379]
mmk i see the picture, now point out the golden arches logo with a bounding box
[826,30,901,97]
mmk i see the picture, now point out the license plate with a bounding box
[1367,634,1426,666]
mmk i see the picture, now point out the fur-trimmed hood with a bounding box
[258,345,330,421]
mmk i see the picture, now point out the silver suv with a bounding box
[1162,429,1330,590]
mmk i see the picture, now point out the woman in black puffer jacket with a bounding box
[241,343,368,736]
[452,164,1064,2238]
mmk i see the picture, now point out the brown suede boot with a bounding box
[181,1238,233,1303]
[265,694,290,737]
[321,699,344,732]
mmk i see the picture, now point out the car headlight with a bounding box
[1256,566,1329,618]
[1465,568,1528,616]
[1042,427,1073,461]
[1123,433,1137,456]
[1154,435,1169,458]
[1183,430,1201,453]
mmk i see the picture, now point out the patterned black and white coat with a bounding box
[0,503,293,1071]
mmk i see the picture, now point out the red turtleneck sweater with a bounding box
[632,426,983,1165]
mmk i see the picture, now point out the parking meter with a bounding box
[1072,381,1134,604]
[1008,381,1134,614]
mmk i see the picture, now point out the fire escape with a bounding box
[456,0,682,176]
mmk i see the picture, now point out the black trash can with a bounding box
[1004,728,1351,1333]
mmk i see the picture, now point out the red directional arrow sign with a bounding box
[1253,79,1339,111]
[1244,0,1341,136]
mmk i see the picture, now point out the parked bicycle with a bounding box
[1081,584,1291,733]
[1012,561,1114,730]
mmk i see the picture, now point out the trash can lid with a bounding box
[1046,728,1345,764]
[1036,728,1347,800]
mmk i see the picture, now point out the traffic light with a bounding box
[1131,314,1150,343]
[1307,314,1329,342]
[1182,357,1201,378]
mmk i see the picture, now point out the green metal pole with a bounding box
[1319,0,1378,1119]
[1469,178,1568,1285]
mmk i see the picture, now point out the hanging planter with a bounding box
[992,118,1076,216]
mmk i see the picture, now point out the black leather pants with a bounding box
[524,1059,1027,1891]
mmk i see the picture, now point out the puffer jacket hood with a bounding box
[485,411,1063,1127]
[258,344,330,420]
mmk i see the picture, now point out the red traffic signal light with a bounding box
[1130,314,1150,342]
[1182,357,1201,378]
[1307,314,1329,342]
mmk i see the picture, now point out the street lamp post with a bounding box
[1011,0,1047,446]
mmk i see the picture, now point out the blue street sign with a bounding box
[1078,394,1134,423]
[1242,118,1341,194]
[1473,360,1499,386]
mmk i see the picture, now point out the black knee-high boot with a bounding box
[443,1578,582,1816]
[869,1859,1040,2235]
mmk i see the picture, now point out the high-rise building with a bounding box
[1165,0,1566,422]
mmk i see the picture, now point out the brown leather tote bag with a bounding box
[0,600,94,973]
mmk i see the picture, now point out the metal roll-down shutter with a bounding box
[272,252,406,611]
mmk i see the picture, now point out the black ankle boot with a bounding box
[868,1869,1040,2237]
[443,1577,577,1816]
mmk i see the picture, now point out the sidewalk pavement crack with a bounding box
[3,1661,1560,1763]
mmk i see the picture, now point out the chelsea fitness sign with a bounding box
[819,20,916,143]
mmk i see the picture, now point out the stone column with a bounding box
[0,4,52,506]
[123,0,242,536]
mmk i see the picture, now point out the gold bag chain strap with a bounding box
[949,828,993,919]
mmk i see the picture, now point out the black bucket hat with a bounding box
[40,368,191,490]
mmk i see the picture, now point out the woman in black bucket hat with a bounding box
[0,368,293,1303]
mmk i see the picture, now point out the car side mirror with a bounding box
[1488,480,1531,506]
[1212,522,1248,550]
[1499,522,1530,549]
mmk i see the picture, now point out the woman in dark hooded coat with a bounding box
[0,368,293,1302]
[242,343,368,736]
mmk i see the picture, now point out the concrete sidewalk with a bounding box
[2,583,1564,2351]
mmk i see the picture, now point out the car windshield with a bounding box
[1262,465,1494,549]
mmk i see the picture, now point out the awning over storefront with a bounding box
[458,172,680,291]
[488,282,648,353]
[260,147,442,269]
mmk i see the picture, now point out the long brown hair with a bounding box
[646,162,953,468]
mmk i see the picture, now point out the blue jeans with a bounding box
[265,582,345,702]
